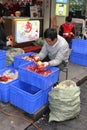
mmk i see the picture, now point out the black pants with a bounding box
[65,38,73,49]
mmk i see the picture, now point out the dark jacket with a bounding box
[0,24,12,50]
[0,24,7,49]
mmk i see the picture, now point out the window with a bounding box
[69,0,86,18]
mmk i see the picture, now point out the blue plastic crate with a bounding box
[0,50,6,55]
[70,51,87,66]
[8,63,14,68]
[18,62,59,90]
[0,68,18,103]
[72,39,87,54]
[0,50,6,69]
[42,86,53,105]
[10,80,52,114]
[0,56,6,69]
[14,52,36,69]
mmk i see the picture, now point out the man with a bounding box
[34,28,69,69]
[0,21,12,50]
[59,16,75,49]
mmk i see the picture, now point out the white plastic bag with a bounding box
[6,47,24,66]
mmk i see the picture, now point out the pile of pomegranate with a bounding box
[26,65,51,76]
[22,55,35,61]
[0,70,18,83]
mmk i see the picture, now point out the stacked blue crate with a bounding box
[70,39,87,66]
[0,51,36,104]
[18,62,59,90]
[10,61,59,114]
[0,67,18,103]
[10,80,52,114]
[0,50,6,69]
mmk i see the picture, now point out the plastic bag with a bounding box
[6,47,24,66]
[49,80,80,122]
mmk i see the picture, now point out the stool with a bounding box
[59,62,69,80]
[53,63,69,87]
[60,65,68,80]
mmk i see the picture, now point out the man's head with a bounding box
[44,28,57,46]
[65,16,72,25]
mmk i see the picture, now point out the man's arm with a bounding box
[59,25,64,36]
[72,26,75,37]
[37,43,48,60]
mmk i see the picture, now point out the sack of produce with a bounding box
[49,80,80,122]
[6,47,24,66]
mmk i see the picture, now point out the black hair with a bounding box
[44,28,57,41]
[65,16,72,22]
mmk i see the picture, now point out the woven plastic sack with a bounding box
[49,80,80,122]
[6,47,24,66]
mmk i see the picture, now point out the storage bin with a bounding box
[18,63,59,90]
[70,51,87,66]
[14,52,36,69]
[0,50,6,69]
[72,39,87,54]
[0,49,6,56]
[42,86,53,105]
[0,68,18,103]
[10,80,52,114]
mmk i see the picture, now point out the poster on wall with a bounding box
[55,3,67,16]
[15,20,40,43]
[30,6,38,18]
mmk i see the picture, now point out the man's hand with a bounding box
[36,61,49,70]
[69,32,74,36]
[37,61,44,69]
[0,17,3,23]
[33,55,40,63]
[43,62,49,67]
[6,40,13,46]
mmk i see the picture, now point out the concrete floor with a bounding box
[0,62,87,130]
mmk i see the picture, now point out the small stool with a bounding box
[54,62,69,86]
[59,62,69,80]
